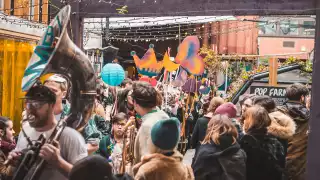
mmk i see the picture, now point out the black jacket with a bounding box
[192,140,246,180]
[191,116,210,150]
[240,133,285,180]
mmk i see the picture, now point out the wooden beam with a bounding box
[0,28,41,41]
[268,58,278,86]
[50,0,316,18]
[69,1,83,48]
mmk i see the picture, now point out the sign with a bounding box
[250,86,287,106]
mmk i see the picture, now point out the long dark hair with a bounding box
[0,116,10,137]
[117,88,133,114]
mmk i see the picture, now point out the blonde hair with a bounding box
[207,97,224,113]
[202,114,238,145]
[243,106,271,133]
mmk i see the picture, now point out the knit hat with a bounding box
[151,117,180,150]
[214,102,237,118]
[69,155,114,180]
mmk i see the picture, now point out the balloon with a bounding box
[101,63,125,86]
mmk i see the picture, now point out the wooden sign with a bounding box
[250,86,287,106]
[269,58,278,86]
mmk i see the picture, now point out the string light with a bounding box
[83,15,306,43]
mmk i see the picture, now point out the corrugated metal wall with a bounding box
[200,16,259,55]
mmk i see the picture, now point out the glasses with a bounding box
[26,101,47,110]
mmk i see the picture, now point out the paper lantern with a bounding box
[101,63,125,86]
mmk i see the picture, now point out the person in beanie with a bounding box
[192,115,246,180]
[214,102,244,139]
[133,118,194,180]
[132,82,169,164]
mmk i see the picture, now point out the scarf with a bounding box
[0,140,16,156]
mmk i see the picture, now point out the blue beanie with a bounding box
[151,118,180,150]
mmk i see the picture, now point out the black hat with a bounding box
[69,155,114,180]
[23,85,56,103]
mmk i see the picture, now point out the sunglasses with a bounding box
[25,101,47,110]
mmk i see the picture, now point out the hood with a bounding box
[195,140,241,160]
[268,111,296,140]
[280,102,310,122]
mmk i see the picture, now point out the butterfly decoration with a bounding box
[175,36,204,76]
[116,5,128,14]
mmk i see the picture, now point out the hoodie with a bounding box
[133,151,194,180]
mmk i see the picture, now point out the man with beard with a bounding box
[22,74,70,122]
[6,85,87,180]
[277,83,310,180]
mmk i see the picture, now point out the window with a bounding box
[283,41,295,48]
[280,20,299,36]
[259,21,277,35]
[302,21,315,36]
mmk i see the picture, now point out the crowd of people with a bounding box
[0,74,311,180]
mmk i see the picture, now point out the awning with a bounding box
[0,13,46,41]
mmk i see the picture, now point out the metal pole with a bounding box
[105,17,110,43]
[102,17,111,66]
[307,5,320,180]
[224,62,228,94]
[179,24,181,43]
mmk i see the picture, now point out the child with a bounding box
[0,116,16,177]
[96,113,135,175]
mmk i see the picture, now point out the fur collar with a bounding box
[133,151,194,180]
[268,111,296,140]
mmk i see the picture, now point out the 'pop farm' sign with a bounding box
[250,86,287,106]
